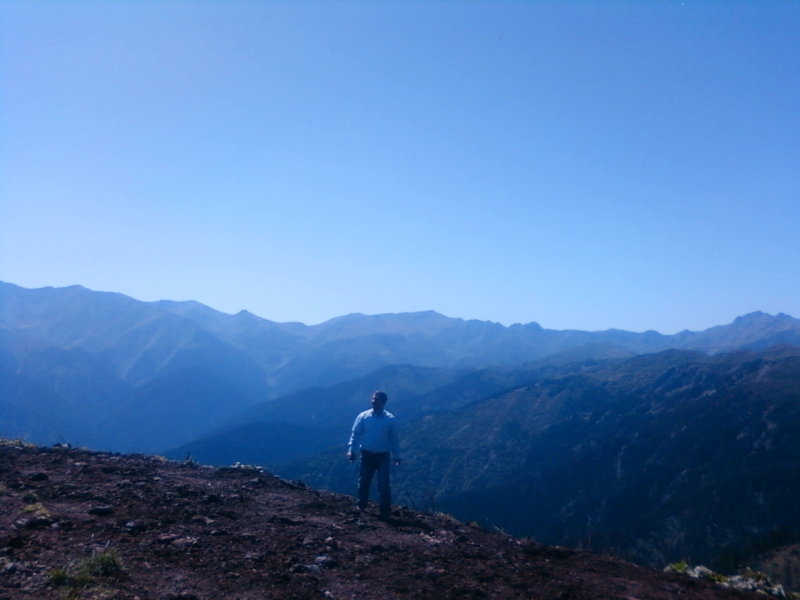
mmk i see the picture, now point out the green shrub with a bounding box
[0,438,35,448]
[46,567,70,586]
[22,502,50,517]
[741,568,770,583]
[47,549,124,592]
[84,550,123,577]
[668,560,688,573]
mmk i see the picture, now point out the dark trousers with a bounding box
[357,450,391,517]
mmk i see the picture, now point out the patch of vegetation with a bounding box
[22,502,51,517]
[230,461,265,472]
[667,560,688,573]
[706,571,729,583]
[22,491,39,504]
[741,568,770,583]
[433,511,459,522]
[665,562,790,596]
[47,549,124,595]
[0,438,35,448]
[492,525,508,535]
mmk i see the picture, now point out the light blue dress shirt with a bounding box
[348,409,401,458]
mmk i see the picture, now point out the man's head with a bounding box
[371,390,388,414]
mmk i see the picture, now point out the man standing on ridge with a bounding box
[347,390,401,520]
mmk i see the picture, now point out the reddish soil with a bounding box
[0,443,757,599]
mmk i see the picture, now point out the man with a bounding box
[347,390,401,519]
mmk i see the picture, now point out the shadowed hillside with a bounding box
[278,346,800,574]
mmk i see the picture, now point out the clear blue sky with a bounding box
[2,1,798,334]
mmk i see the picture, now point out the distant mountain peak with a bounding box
[734,311,771,322]
[732,311,798,323]
[233,309,258,319]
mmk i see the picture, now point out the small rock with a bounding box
[26,515,53,528]
[192,516,215,525]
[156,534,179,545]
[268,515,304,525]
[88,505,114,516]
[2,562,17,574]
[289,563,320,574]
[210,529,230,536]
[314,555,337,568]
[172,537,198,548]
[27,472,48,482]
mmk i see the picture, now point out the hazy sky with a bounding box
[2,1,798,333]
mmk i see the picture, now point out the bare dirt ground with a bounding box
[0,442,757,599]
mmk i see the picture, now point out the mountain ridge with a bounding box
[3,280,800,455]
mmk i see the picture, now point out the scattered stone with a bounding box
[268,515,304,525]
[1,562,17,574]
[192,516,215,525]
[25,515,53,528]
[156,534,180,544]
[314,555,337,568]
[89,504,114,516]
[172,536,198,548]
[289,563,320,574]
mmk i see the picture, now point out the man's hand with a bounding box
[347,452,355,462]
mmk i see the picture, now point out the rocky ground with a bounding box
[0,441,762,599]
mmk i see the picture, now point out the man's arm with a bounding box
[347,414,363,461]
[390,418,401,466]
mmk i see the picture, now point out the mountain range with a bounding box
[3,281,800,581]
[3,281,800,453]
